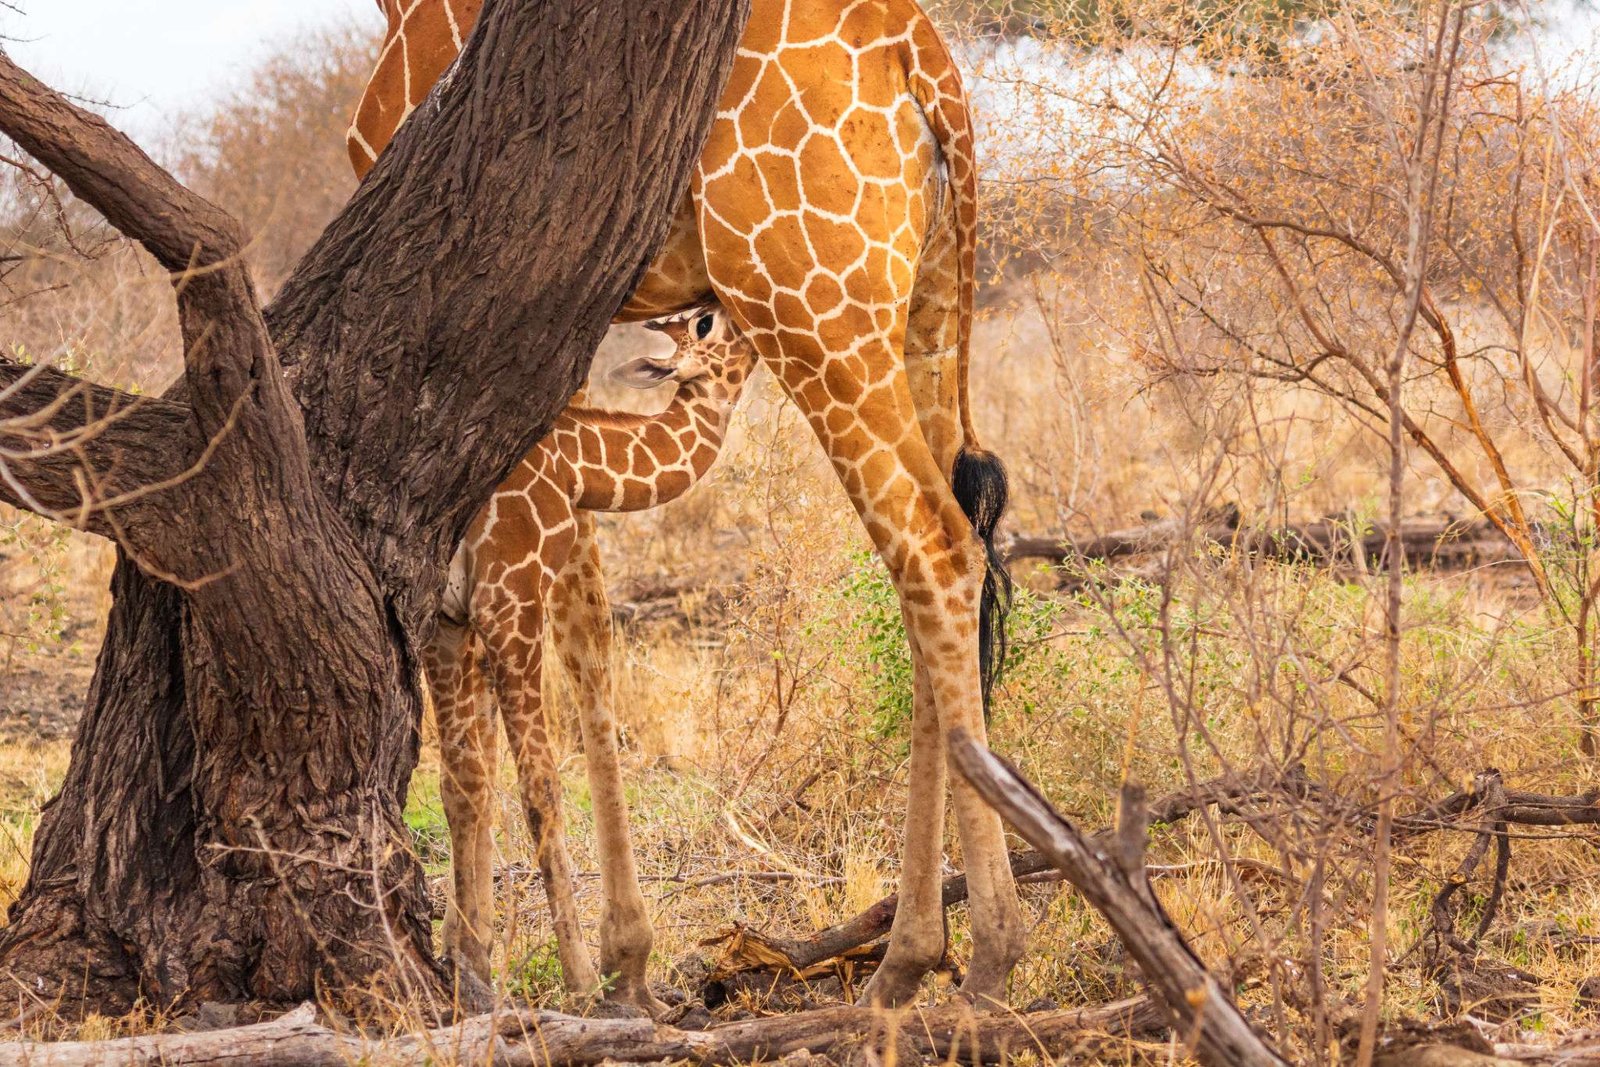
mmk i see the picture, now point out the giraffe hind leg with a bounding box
[903,175,1013,716]
[722,311,1022,1006]
[902,180,1024,1006]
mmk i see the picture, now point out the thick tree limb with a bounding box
[0,361,190,540]
[947,731,1292,1067]
[0,996,1162,1066]
[0,50,244,273]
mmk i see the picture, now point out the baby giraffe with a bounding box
[426,304,755,1011]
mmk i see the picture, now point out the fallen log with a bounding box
[1006,512,1527,574]
[1379,1049,1523,1066]
[0,995,1163,1066]
[1396,782,1600,835]
[610,571,740,628]
[947,730,1292,1067]
[1007,505,1244,564]
[1494,1033,1600,1064]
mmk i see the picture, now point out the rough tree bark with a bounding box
[0,0,747,1014]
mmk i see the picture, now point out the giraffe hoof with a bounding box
[585,996,652,1020]
[856,967,927,1009]
[605,981,670,1020]
[442,953,495,1014]
[950,983,1011,1014]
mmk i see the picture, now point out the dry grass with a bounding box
[5,4,1600,1063]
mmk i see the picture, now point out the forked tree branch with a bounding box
[0,49,243,272]
[947,730,1292,1067]
[0,49,311,567]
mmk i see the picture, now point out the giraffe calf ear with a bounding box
[610,356,678,389]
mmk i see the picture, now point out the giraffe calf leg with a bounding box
[427,620,498,983]
[485,625,604,1002]
[552,519,663,1015]
[516,753,603,999]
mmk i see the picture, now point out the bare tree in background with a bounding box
[0,0,746,1015]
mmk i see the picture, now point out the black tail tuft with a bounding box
[952,446,1013,720]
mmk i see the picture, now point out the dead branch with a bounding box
[0,995,1164,1066]
[711,760,1599,993]
[712,764,1316,978]
[947,730,1291,1067]
[1419,771,1510,969]
[610,571,740,628]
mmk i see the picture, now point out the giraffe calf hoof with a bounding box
[442,954,495,1014]
[584,996,652,1020]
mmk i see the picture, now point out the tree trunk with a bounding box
[0,0,747,1015]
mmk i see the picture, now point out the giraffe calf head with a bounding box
[612,304,757,402]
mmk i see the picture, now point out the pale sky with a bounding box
[0,1,377,139]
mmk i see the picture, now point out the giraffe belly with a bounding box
[616,196,713,322]
[440,544,471,625]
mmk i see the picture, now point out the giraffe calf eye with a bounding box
[695,314,714,340]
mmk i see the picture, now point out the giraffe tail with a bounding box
[908,23,1015,718]
[952,447,1013,720]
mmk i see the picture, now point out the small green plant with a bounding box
[403,769,451,871]
[823,550,1075,741]
[504,939,566,1003]
[0,512,73,665]
[835,551,914,742]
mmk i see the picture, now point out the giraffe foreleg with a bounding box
[549,512,663,1015]
[478,578,604,1001]
[426,618,498,984]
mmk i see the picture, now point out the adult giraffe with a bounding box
[350,0,1024,1008]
